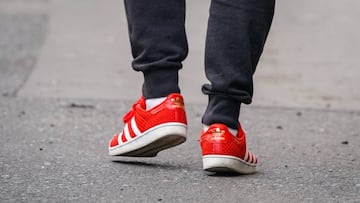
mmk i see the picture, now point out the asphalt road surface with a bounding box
[1,0,360,202]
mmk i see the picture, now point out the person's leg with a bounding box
[200,0,275,174]
[124,0,188,99]
[109,1,188,157]
[202,0,275,129]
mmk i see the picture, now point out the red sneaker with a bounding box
[200,123,258,174]
[109,93,187,157]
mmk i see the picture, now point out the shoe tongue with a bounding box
[122,96,146,123]
[137,96,146,109]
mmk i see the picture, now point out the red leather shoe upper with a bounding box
[132,94,187,133]
[200,123,247,159]
[109,93,187,148]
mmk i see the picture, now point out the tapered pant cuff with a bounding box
[142,68,180,99]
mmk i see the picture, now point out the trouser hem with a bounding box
[202,94,241,129]
[142,68,180,99]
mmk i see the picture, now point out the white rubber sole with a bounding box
[202,155,257,174]
[109,122,187,157]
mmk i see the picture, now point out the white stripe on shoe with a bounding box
[244,150,249,161]
[123,124,132,141]
[248,152,253,163]
[118,118,143,144]
[109,122,187,157]
[117,132,123,144]
[131,117,141,136]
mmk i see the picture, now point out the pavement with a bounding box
[1,0,359,202]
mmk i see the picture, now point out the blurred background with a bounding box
[1,0,359,110]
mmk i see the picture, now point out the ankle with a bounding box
[145,97,166,110]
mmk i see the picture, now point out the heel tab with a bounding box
[167,94,185,110]
[167,93,184,101]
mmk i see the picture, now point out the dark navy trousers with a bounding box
[124,0,275,128]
